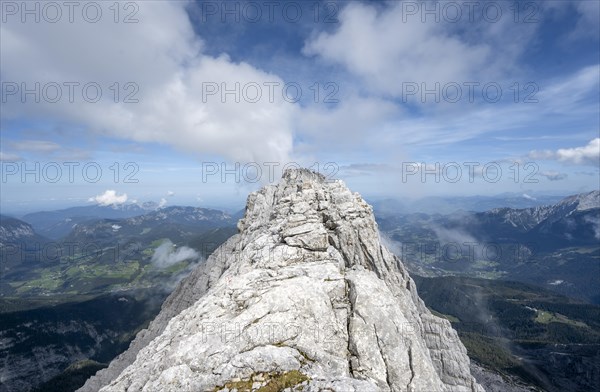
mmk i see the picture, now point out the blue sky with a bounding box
[1,0,599,213]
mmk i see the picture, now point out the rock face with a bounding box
[80,169,484,392]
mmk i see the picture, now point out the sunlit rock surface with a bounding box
[80,169,484,392]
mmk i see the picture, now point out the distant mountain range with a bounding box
[378,190,600,303]
[63,206,235,247]
[371,193,569,216]
[473,190,599,250]
[18,202,164,239]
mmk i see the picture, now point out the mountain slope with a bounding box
[0,292,163,392]
[0,215,48,247]
[414,275,600,392]
[80,169,482,392]
[475,190,599,248]
[0,215,51,286]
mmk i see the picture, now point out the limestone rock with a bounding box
[79,168,484,392]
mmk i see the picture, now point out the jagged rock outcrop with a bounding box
[80,169,484,392]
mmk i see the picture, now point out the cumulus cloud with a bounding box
[1,2,294,164]
[151,240,199,268]
[302,1,534,99]
[304,2,488,95]
[530,138,600,165]
[89,190,128,206]
[556,138,600,164]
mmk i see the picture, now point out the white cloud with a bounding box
[0,152,22,161]
[338,163,396,178]
[303,2,533,99]
[158,198,167,208]
[295,1,600,157]
[11,140,61,152]
[530,138,600,166]
[304,2,487,95]
[89,190,128,206]
[556,138,600,165]
[296,94,399,149]
[5,140,94,160]
[528,150,556,160]
[431,225,488,260]
[538,171,568,181]
[1,2,294,164]
[522,193,537,201]
[151,240,199,268]
[167,191,175,197]
[584,216,600,240]
[537,65,600,114]
[570,1,600,41]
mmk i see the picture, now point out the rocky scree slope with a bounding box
[79,169,483,392]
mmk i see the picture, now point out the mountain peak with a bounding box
[564,189,600,211]
[283,167,327,183]
[237,168,371,249]
[80,169,483,392]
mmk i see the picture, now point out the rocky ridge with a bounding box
[485,190,599,231]
[80,169,483,392]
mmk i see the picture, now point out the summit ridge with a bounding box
[80,168,483,392]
